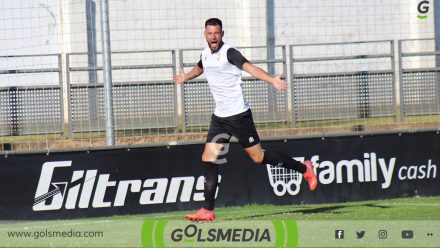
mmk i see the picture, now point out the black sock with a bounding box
[261,151,307,173]
[202,162,218,210]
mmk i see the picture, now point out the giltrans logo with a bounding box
[417,0,430,19]
[33,161,220,211]
[266,152,437,196]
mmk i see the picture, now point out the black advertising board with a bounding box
[0,132,439,220]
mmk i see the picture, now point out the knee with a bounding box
[202,152,217,163]
[250,152,264,164]
[202,156,215,163]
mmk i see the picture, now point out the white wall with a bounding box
[0,0,436,86]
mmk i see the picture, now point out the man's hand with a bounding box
[173,66,203,84]
[243,63,288,91]
[173,68,186,84]
[271,74,288,91]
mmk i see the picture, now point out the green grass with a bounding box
[138,196,440,221]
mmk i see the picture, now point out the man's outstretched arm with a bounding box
[173,65,203,84]
[242,62,287,91]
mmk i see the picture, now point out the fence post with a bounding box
[86,0,98,122]
[179,49,186,133]
[66,54,74,139]
[57,54,66,137]
[289,45,296,128]
[390,40,398,122]
[172,50,179,132]
[100,0,115,146]
[398,40,405,122]
[282,45,289,125]
[266,0,277,114]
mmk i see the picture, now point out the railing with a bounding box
[290,40,396,127]
[66,50,178,138]
[0,41,439,151]
[398,38,440,119]
[0,54,64,137]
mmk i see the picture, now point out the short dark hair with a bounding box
[205,18,222,29]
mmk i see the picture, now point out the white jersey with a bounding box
[200,43,249,117]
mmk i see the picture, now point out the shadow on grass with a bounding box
[362,203,392,209]
[223,205,348,220]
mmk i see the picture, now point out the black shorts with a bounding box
[206,109,260,148]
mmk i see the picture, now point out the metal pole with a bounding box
[266,0,275,75]
[390,40,398,122]
[435,0,440,112]
[86,0,98,121]
[100,0,115,145]
[66,54,74,139]
[398,40,405,122]
[289,45,296,128]
[266,0,277,114]
[435,0,440,66]
[179,49,187,133]
[57,54,65,136]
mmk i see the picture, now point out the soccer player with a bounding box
[173,18,317,221]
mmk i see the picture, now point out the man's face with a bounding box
[204,24,224,52]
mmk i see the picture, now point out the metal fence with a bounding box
[290,41,396,126]
[399,38,440,118]
[0,54,64,137]
[66,50,178,137]
[0,40,439,151]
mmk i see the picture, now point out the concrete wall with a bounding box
[0,0,435,85]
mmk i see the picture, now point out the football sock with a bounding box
[261,150,307,173]
[202,162,218,210]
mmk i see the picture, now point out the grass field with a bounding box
[2,196,440,247]
[140,196,440,221]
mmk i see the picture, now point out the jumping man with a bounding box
[173,18,317,221]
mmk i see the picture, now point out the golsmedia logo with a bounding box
[417,0,430,19]
[266,152,437,196]
[33,161,220,211]
[141,220,298,247]
[171,224,270,243]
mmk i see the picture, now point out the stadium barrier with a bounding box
[0,131,438,220]
[1,40,440,151]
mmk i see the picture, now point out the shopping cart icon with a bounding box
[266,163,303,196]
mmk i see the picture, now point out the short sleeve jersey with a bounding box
[198,43,249,117]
